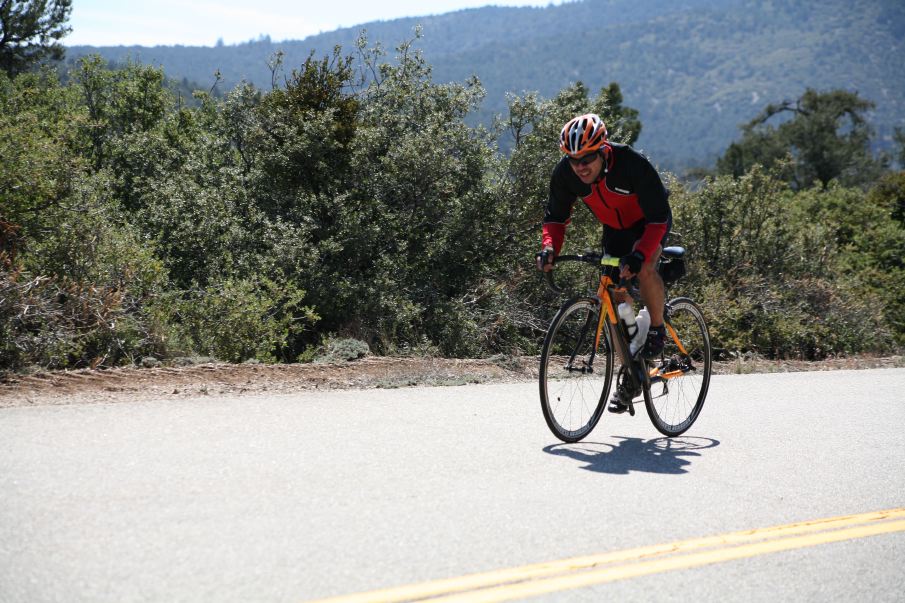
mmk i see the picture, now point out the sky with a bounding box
[66,1,566,47]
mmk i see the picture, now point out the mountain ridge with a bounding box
[65,0,905,170]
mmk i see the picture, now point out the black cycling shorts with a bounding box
[602,214,672,259]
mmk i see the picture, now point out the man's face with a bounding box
[569,152,603,184]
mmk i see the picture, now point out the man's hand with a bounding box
[619,250,645,279]
[536,247,555,272]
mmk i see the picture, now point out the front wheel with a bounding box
[643,297,712,437]
[539,297,615,442]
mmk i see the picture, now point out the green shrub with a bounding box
[0,269,167,371]
[314,337,371,363]
[152,277,318,363]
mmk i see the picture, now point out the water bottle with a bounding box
[617,302,637,341]
[630,307,651,357]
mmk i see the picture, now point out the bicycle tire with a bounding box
[539,297,615,443]
[643,297,712,437]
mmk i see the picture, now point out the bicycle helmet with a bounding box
[559,113,608,157]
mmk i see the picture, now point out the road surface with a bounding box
[1,368,903,601]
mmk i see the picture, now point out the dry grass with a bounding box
[2,355,903,408]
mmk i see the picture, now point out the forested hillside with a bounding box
[66,0,905,169]
[3,0,904,373]
[4,45,905,371]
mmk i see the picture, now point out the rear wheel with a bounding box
[643,297,712,437]
[539,297,615,442]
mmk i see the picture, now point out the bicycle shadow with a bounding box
[543,436,720,475]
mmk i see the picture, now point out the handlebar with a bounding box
[543,252,621,293]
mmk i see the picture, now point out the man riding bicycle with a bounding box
[537,113,672,413]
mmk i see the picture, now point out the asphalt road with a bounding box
[1,369,904,602]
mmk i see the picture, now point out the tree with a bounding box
[597,82,642,146]
[717,89,884,189]
[0,0,72,76]
[894,127,905,170]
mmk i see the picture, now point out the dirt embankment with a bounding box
[2,355,903,408]
[0,357,533,407]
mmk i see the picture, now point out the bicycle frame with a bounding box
[594,275,653,409]
[593,262,690,388]
[593,272,633,368]
[545,253,692,387]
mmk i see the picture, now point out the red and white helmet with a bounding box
[559,113,608,157]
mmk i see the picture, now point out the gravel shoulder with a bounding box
[2,355,904,408]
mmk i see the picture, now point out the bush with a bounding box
[668,167,901,358]
[152,277,318,364]
[0,269,166,371]
[314,337,371,363]
[694,275,890,360]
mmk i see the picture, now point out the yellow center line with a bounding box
[304,508,905,603]
[430,519,905,603]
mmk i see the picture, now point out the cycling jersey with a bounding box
[542,143,671,260]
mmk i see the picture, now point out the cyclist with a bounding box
[536,113,672,413]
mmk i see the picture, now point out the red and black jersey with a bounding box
[542,143,671,260]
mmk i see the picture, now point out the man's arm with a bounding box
[542,160,578,256]
[631,152,670,260]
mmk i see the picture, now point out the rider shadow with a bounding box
[543,436,720,475]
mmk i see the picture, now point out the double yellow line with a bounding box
[307,508,905,603]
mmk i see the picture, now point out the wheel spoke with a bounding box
[644,299,712,437]
[540,299,613,442]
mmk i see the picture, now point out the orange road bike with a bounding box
[539,247,712,442]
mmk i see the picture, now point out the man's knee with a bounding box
[638,247,662,280]
[638,263,661,286]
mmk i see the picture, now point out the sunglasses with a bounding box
[568,152,600,166]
